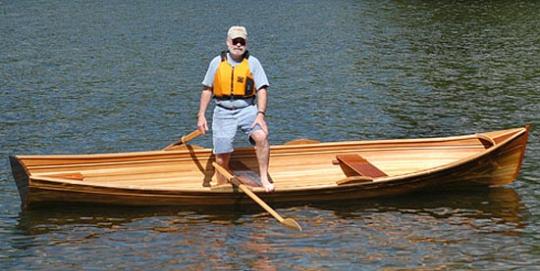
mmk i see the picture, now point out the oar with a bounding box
[212,162,302,231]
[163,129,203,150]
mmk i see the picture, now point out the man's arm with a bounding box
[252,87,268,134]
[197,87,213,134]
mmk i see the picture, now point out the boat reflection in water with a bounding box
[15,205,246,235]
[11,187,525,270]
[313,187,526,238]
[17,187,525,235]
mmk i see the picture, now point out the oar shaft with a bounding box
[238,183,285,222]
[212,162,301,231]
[163,129,203,150]
[212,161,235,180]
[181,129,203,144]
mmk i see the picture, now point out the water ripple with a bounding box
[2,0,540,269]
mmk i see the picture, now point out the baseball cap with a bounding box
[227,26,248,40]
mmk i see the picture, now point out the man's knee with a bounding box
[251,130,268,145]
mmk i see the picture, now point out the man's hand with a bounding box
[197,114,209,135]
[251,112,268,135]
[197,88,212,135]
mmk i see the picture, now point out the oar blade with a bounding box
[213,162,303,231]
[180,129,203,144]
[163,129,203,150]
[281,218,302,231]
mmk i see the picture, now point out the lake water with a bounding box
[1,0,539,269]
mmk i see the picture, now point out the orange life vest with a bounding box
[213,51,255,98]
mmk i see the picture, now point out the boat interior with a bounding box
[14,128,523,192]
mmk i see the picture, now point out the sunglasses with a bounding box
[232,38,246,46]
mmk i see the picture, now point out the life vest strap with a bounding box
[214,95,256,101]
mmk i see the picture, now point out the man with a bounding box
[197,26,274,192]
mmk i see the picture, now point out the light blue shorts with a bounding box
[212,104,262,154]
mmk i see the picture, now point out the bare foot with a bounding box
[261,179,275,192]
[210,174,228,187]
[215,171,229,186]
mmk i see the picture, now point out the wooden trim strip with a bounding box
[336,176,374,185]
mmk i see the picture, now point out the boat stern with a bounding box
[473,126,530,187]
[9,156,29,209]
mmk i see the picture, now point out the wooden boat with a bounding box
[10,126,530,210]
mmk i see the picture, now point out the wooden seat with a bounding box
[334,154,387,178]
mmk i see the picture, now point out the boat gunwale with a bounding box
[15,129,508,173]
[15,127,523,161]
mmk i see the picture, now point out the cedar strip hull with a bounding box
[10,126,529,210]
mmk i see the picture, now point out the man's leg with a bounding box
[250,130,274,192]
[212,106,236,186]
[215,152,231,185]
